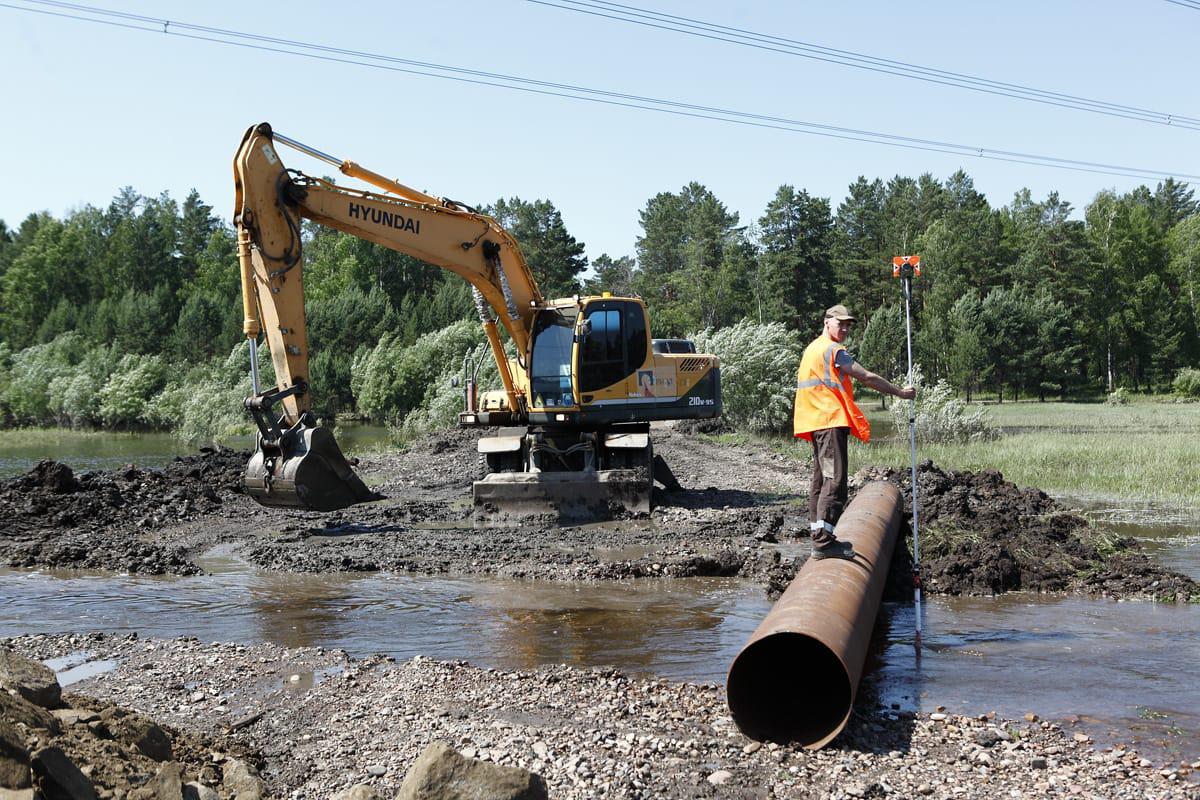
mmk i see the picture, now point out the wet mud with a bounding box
[0,427,1194,603]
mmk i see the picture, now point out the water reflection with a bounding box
[875,594,1200,760]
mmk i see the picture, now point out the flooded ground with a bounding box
[2,530,1197,765]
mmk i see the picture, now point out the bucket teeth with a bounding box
[244,423,380,512]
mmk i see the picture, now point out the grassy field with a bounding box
[847,399,1200,510]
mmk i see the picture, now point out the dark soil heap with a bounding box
[0,447,247,575]
[858,462,1199,602]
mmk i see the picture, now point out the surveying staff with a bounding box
[795,304,915,559]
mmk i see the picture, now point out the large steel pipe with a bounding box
[727,481,903,748]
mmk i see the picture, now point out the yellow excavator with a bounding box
[233,122,721,520]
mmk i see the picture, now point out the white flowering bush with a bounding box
[352,320,485,421]
[690,320,803,434]
[890,364,995,444]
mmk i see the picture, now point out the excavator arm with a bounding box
[234,122,541,424]
[232,122,543,510]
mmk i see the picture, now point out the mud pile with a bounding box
[857,462,1199,601]
[0,447,247,574]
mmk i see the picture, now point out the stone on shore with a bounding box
[0,693,59,736]
[397,741,548,800]
[30,746,96,800]
[221,758,265,800]
[0,650,61,710]
[0,719,31,789]
[330,786,381,800]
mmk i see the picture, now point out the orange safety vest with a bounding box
[793,334,871,443]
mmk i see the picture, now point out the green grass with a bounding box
[847,401,1200,510]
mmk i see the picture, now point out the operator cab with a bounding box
[529,307,578,408]
[651,338,696,354]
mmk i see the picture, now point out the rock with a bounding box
[330,786,381,800]
[100,710,172,762]
[49,710,97,728]
[221,758,265,800]
[181,783,219,800]
[916,784,933,796]
[1072,733,1090,743]
[0,719,31,789]
[396,741,548,800]
[0,650,61,709]
[706,770,732,786]
[364,765,386,777]
[0,692,60,734]
[929,713,947,722]
[742,742,761,755]
[30,747,97,800]
[1030,757,1048,769]
[0,789,36,799]
[129,762,182,800]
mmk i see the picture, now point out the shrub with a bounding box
[890,364,995,444]
[352,320,485,421]
[2,333,91,425]
[690,320,803,434]
[1105,387,1130,406]
[395,342,503,440]
[48,345,118,426]
[1172,367,1200,398]
[97,353,168,428]
[169,340,276,441]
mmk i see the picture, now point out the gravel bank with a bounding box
[5,633,1195,799]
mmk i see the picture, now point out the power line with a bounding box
[3,0,1198,183]
[528,0,1200,131]
[1163,0,1200,10]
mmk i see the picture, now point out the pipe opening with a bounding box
[727,631,852,747]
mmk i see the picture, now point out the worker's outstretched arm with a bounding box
[845,361,916,400]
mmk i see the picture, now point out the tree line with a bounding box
[0,170,1197,434]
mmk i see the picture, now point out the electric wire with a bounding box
[3,0,1197,183]
[529,0,1200,131]
[1163,0,1200,10]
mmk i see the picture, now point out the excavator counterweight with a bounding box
[232,123,720,518]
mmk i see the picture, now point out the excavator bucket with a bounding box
[473,469,652,524]
[244,422,380,512]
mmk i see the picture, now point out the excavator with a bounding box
[233,122,721,521]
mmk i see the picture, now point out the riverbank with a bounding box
[3,633,1195,799]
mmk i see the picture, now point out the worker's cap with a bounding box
[824,304,856,322]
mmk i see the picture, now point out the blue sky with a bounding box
[2,0,1197,262]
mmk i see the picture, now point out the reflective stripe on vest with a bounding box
[793,334,870,443]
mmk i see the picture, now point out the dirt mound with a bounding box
[855,462,1199,601]
[0,447,248,574]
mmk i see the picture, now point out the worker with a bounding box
[794,304,915,559]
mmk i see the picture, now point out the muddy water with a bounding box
[0,556,771,682]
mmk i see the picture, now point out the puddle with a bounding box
[44,651,121,686]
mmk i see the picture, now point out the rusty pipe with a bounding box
[727,481,903,748]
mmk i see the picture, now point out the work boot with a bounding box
[811,539,855,560]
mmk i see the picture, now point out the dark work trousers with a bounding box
[809,426,849,545]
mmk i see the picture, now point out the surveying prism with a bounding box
[891,254,923,654]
